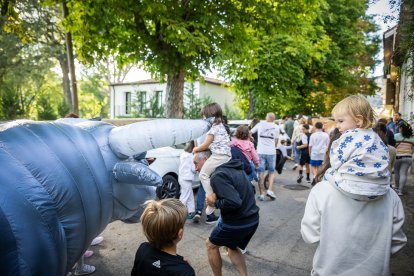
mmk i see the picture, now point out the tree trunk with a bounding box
[165,70,186,118]
[57,53,72,107]
[62,0,79,115]
[247,90,256,119]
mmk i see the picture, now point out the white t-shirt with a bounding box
[206,123,231,156]
[309,130,330,161]
[251,121,280,155]
[179,151,195,181]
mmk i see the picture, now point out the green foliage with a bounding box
[50,0,275,117]
[182,83,212,119]
[391,0,414,92]
[58,100,70,118]
[228,0,380,117]
[223,103,241,120]
[37,94,57,120]
[131,91,165,118]
[79,73,108,118]
[0,27,56,119]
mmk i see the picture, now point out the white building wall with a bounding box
[111,82,166,118]
[399,59,414,123]
[197,82,235,111]
[110,79,237,118]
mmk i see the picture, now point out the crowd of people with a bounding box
[72,96,413,275]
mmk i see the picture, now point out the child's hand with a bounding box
[205,193,217,207]
[192,147,198,153]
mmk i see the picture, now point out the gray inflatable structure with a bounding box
[0,118,210,275]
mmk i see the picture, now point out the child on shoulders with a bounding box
[231,125,259,182]
[301,95,406,275]
[193,103,231,215]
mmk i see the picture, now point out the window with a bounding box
[137,91,147,112]
[125,92,131,114]
[155,90,163,108]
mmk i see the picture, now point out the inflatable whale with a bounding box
[0,118,210,275]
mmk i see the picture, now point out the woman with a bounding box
[394,122,414,196]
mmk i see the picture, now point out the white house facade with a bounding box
[398,59,414,122]
[109,77,237,118]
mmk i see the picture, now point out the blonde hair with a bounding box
[331,95,375,129]
[140,198,187,249]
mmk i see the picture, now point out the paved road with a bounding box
[85,160,414,275]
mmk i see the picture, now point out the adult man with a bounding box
[308,122,329,186]
[393,112,405,134]
[250,112,279,200]
[284,115,295,139]
[193,150,259,276]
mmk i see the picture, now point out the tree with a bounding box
[54,0,273,118]
[227,0,380,117]
[78,73,108,118]
[0,28,55,119]
[1,0,79,113]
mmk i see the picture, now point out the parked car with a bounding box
[228,120,252,136]
[146,145,200,199]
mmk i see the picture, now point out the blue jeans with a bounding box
[293,141,301,164]
[248,161,258,182]
[258,154,276,173]
[196,184,205,213]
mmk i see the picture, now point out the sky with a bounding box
[123,0,398,82]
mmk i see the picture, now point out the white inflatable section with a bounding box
[108,119,210,157]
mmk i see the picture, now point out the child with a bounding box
[231,125,259,182]
[301,95,407,275]
[179,141,196,218]
[277,139,293,161]
[193,103,231,215]
[296,124,311,183]
[308,121,330,186]
[131,198,195,276]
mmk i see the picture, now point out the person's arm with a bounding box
[251,145,260,167]
[391,193,407,254]
[308,136,314,156]
[300,190,321,244]
[274,126,279,146]
[250,123,259,134]
[209,173,242,210]
[193,134,213,152]
[297,134,308,149]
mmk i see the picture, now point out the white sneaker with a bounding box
[74,264,95,275]
[91,236,104,246]
[266,190,276,200]
[205,205,215,215]
[258,195,265,201]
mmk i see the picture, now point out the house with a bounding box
[383,5,414,122]
[108,77,237,118]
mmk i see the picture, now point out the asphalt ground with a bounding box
[83,160,414,276]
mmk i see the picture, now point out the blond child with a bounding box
[131,198,195,276]
[193,103,231,215]
[301,95,406,275]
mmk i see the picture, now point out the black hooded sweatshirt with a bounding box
[210,159,260,226]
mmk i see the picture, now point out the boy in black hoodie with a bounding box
[194,150,260,276]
